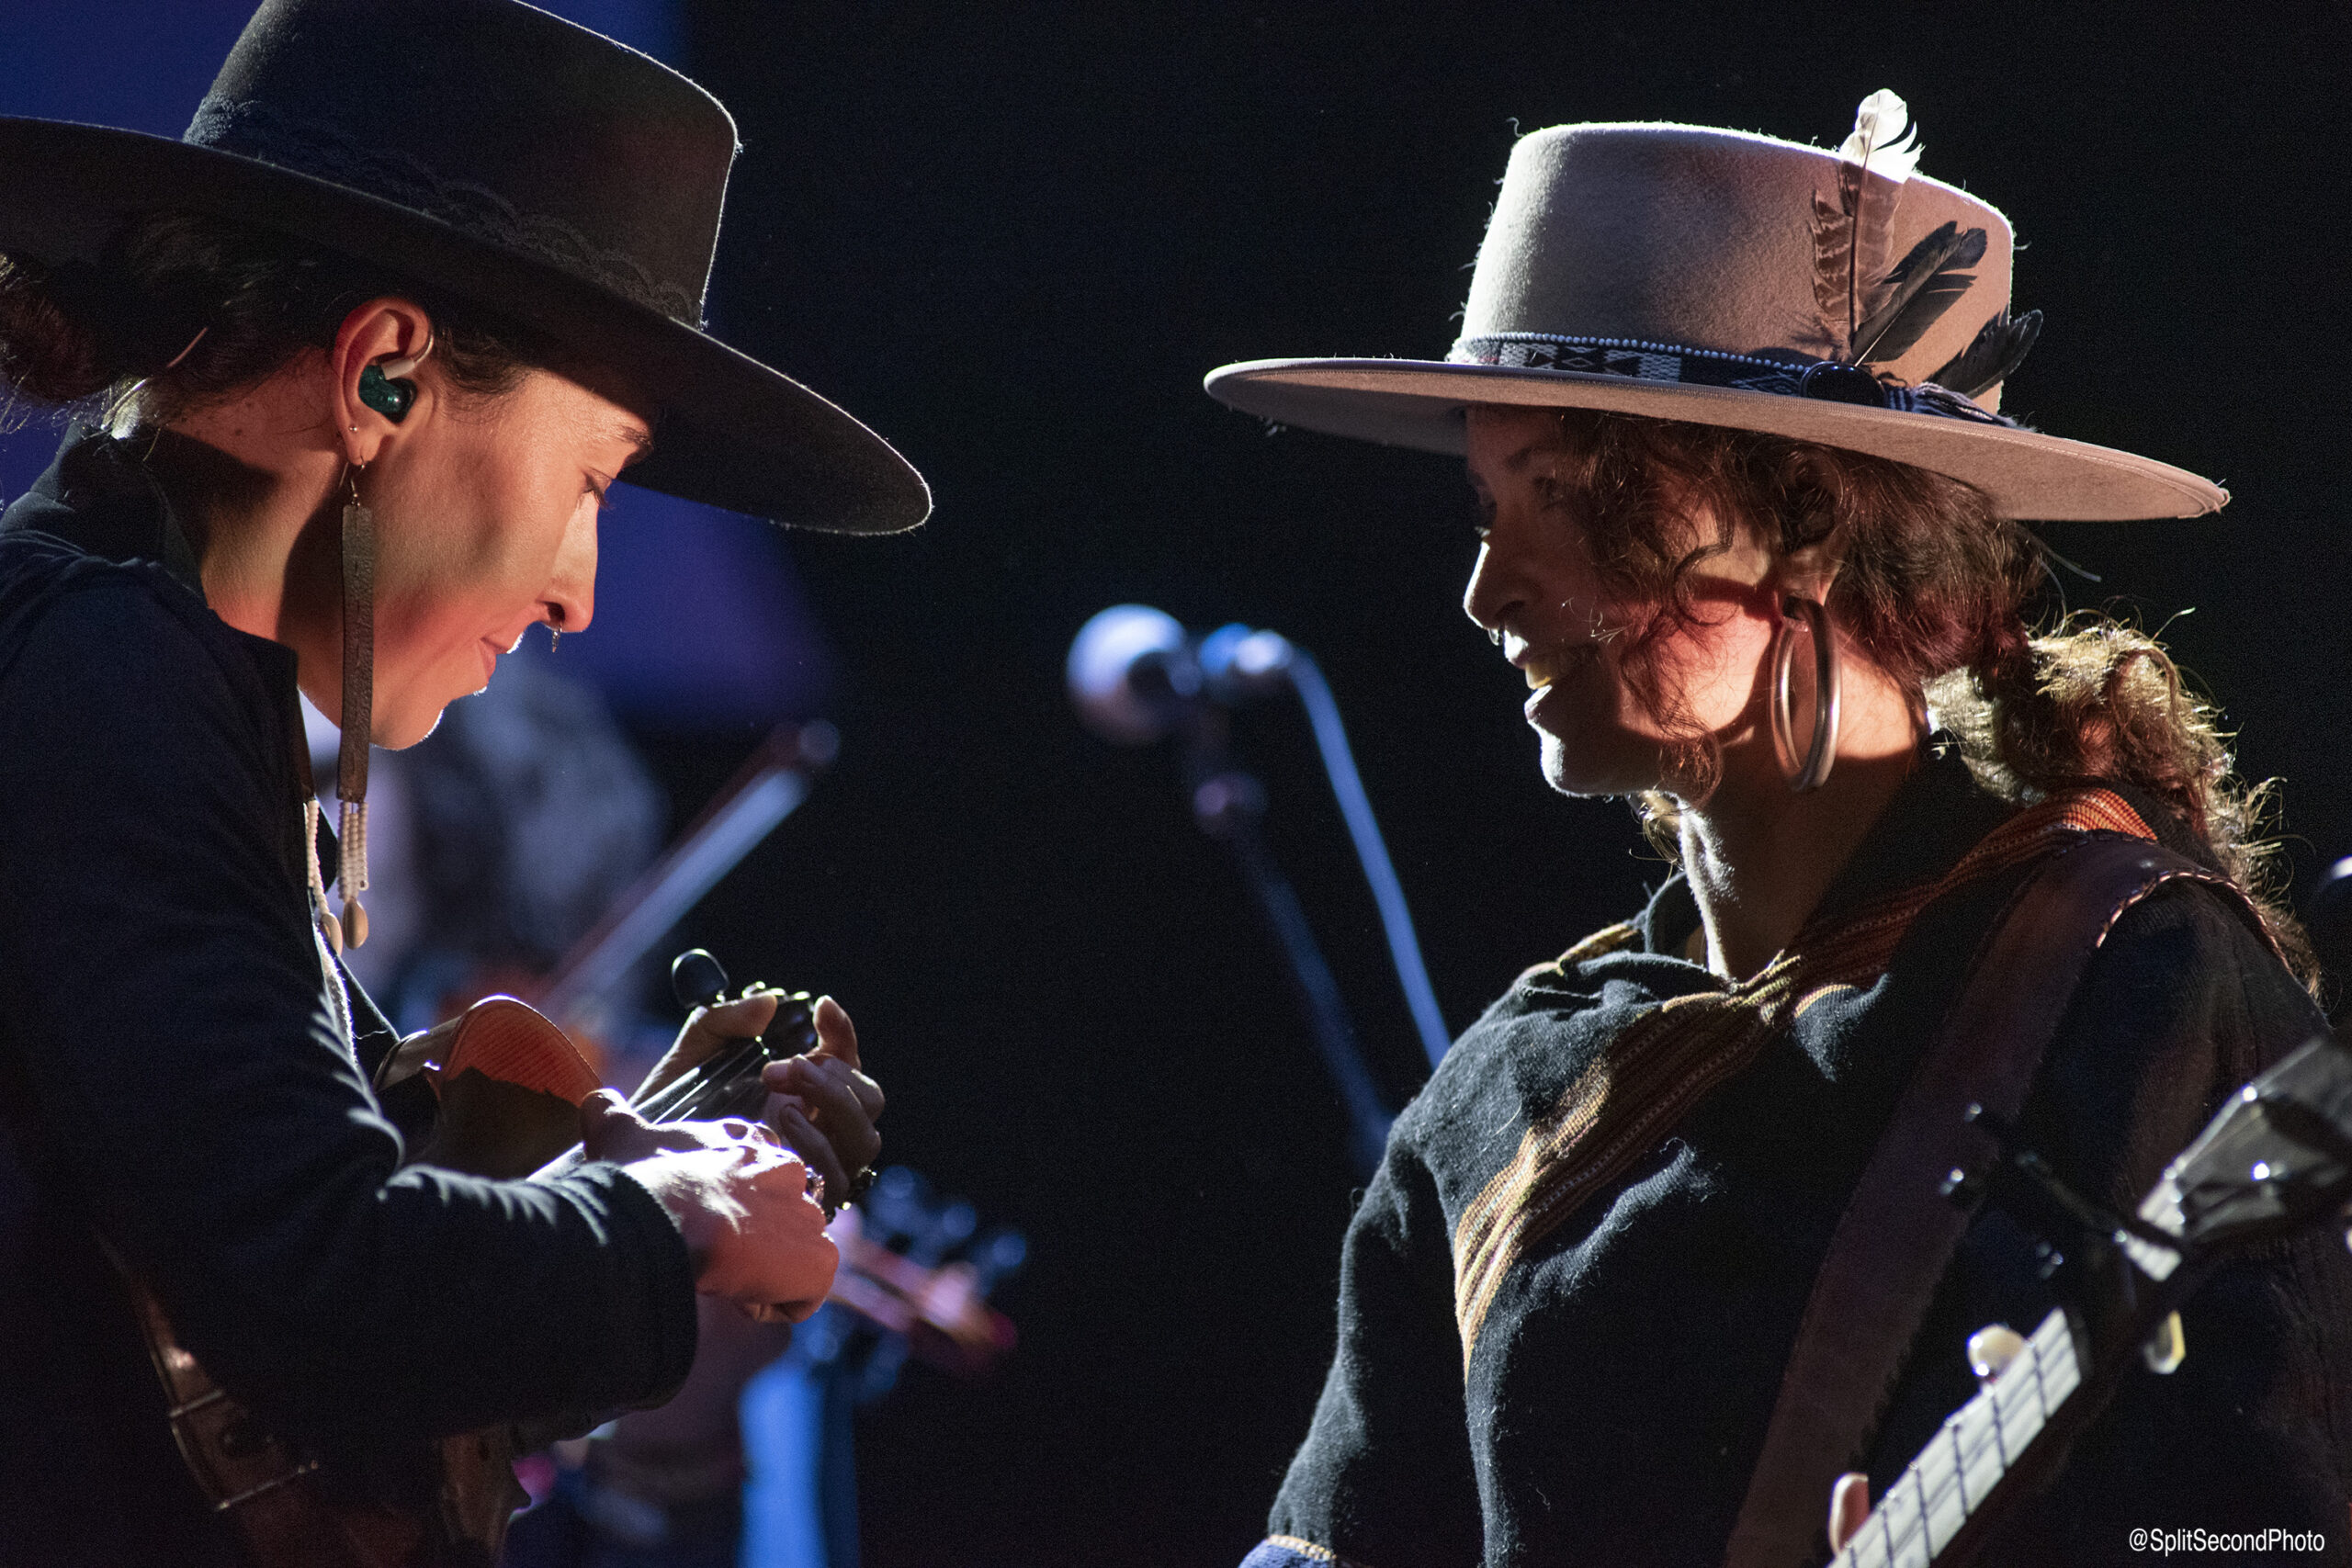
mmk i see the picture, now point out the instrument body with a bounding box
[130,986,820,1567]
[124,723,848,1563]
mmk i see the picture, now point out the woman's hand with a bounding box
[760,997,882,1209]
[580,1091,837,1321]
[637,989,885,1213]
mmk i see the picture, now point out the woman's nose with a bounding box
[544,507,599,634]
[1466,522,1563,641]
[1464,539,1517,637]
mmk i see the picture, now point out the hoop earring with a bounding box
[1770,593,1842,793]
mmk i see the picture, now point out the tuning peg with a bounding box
[671,948,730,1012]
[1963,1101,2020,1145]
[2142,1310,2188,1374]
[1966,1323,2027,1384]
[1962,1102,2139,1245]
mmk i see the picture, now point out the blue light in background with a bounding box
[0,0,829,727]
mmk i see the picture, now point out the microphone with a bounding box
[1066,603,1453,1072]
[1065,604,1296,744]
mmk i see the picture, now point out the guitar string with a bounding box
[638,1039,768,1121]
[634,1007,814,1122]
[1838,1308,2078,1567]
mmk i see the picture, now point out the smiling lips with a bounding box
[1518,644,1598,692]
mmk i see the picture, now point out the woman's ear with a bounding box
[1770,537,1843,604]
[331,298,435,464]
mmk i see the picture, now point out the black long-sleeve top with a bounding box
[0,431,698,1565]
[1245,743,2352,1567]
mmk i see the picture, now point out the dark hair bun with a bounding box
[0,254,120,403]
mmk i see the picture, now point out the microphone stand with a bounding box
[1182,705,1394,1180]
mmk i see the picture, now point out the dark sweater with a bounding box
[1248,746,2352,1567]
[0,431,698,1565]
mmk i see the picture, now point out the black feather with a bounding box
[1853,222,1987,366]
[1928,308,2043,398]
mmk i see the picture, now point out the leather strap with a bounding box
[1724,837,2252,1568]
[104,1246,430,1566]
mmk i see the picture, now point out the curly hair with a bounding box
[0,209,548,431]
[1531,407,2310,980]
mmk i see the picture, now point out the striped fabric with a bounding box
[1242,1535,1374,1568]
[1450,789,2155,1371]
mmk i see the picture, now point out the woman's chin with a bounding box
[1536,727,1659,799]
[371,696,448,750]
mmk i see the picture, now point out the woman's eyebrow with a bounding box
[1466,440,1546,485]
[610,422,655,465]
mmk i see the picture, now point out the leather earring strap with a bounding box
[335,466,375,947]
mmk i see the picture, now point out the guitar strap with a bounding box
[1724,835,2265,1568]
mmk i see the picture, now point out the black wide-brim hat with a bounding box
[0,0,928,534]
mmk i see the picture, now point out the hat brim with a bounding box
[1204,358,2223,524]
[0,117,929,534]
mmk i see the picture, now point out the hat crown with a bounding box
[1460,121,2015,407]
[187,0,737,326]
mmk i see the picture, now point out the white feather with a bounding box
[1838,89,1921,185]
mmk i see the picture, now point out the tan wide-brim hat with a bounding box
[1204,97,2222,523]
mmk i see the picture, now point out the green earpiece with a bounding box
[357,363,415,423]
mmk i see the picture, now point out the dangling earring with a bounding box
[547,604,563,653]
[334,464,376,948]
[1770,593,1842,793]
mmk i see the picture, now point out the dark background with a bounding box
[668,6,2352,1563]
[8,2,2352,1563]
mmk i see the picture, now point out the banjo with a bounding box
[1826,1030,2352,1568]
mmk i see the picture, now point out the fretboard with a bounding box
[1830,1307,2083,1568]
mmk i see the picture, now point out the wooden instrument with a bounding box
[128,957,818,1565]
[137,942,1017,1566]
[127,718,983,1562]
[1826,1032,2352,1568]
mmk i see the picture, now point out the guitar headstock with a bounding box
[817,1166,1025,1391]
[1835,1032,2352,1568]
[2131,1032,2352,1271]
